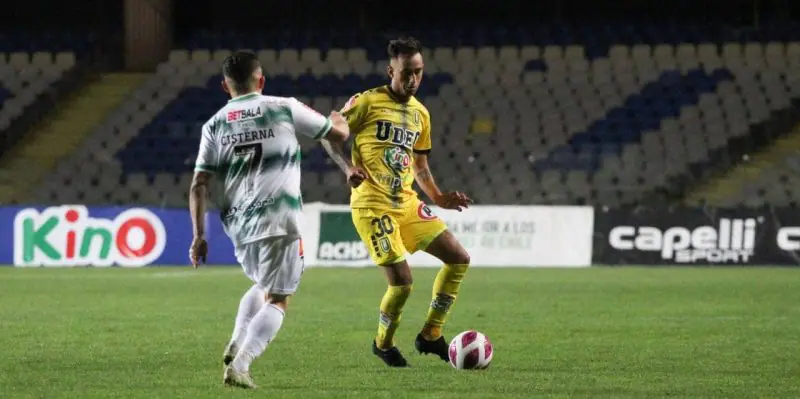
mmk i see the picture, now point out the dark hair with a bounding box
[387,37,422,59]
[222,51,260,93]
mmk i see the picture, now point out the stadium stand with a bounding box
[738,149,800,207]
[0,30,101,203]
[0,31,94,154]
[0,51,78,153]
[27,24,800,208]
[684,122,800,208]
[0,31,94,54]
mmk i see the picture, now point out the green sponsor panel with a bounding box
[317,211,370,262]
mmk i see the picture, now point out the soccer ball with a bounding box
[448,330,493,370]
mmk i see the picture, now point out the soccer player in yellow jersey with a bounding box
[321,37,473,367]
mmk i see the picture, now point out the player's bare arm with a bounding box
[322,139,367,188]
[413,153,472,211]
[189,171,211,267]
[325,110,351,142]
[321,113,367,187]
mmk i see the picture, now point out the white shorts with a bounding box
[234,235,305,295]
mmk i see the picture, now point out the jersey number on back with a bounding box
[233,143,262,195]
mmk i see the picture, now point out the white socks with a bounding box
[228,284,287,373]
[230,285,267,349]
[232,303,286,372]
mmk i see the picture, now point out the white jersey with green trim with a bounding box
[194,93,332,246]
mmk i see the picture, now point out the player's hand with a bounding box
[434,191,473,212]
[329,110,346,125]
[347,166,368,188]
[189,237,208,268]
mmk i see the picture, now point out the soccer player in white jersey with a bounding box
[188,51,350,389]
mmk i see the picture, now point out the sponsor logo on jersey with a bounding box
[377,174,403,189]
[317,211,369,262]
[383,147,411,171]
[13,206,166,267]
[227,106,263,123]
[375,120,420,150]
[608,218,760,263]
[417,203,438,220]
[221,198,276,220]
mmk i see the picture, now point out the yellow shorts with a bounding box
[351,201,448,266]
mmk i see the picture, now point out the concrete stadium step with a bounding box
[685,123,800,206]
[0,73,149,204]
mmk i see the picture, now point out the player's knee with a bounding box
[450,249,470,266]
[393,274,413,286]
[267,293,290,311]
[383,260,413,286]
[428,231,471,265]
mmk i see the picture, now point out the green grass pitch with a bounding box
[1,266,799,398]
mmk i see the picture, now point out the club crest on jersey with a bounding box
[417,203,438,220]
[227,106,262,123]
[383,147,411,171]
[341,95,358,112]
[414,111,420,124]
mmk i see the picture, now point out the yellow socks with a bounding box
[422,264,469,340]
[375,264,469,348]
[375,284,413,350]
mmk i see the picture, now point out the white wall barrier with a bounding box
[302,203,594,268]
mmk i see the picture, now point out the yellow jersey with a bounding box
[341,86,432,209]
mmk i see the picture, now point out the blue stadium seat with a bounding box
[535,68,734,172]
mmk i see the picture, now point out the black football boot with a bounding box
[414,333,449,362]
[372,340,409,367]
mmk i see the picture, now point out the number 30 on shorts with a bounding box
[370,215,394,253]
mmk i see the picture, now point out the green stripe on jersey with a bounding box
[314,118,333,139]
[260,149,302,172]
[218,149,302,179]
[194,164,217,173]
[258,106,293,127]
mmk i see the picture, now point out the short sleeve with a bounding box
[413,111,432,154]
[194,123,218,173]
[289,98,332,139]
[340,92,368,130]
